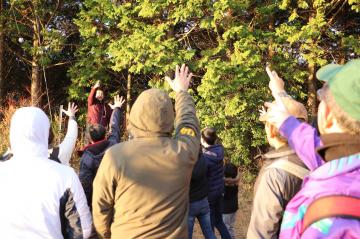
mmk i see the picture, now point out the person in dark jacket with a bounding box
[222,159,239,239]
[202,127,231,239]
[188,151,216,239]
[92,64,200,238]
[79,95,125,209]
[87,81,112,127]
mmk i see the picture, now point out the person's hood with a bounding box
[10,107,50,160]
[127,89,174,138]
[203,144,224,162]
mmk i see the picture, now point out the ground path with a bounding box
[193,186,253,239]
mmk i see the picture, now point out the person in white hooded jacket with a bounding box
[0,107,92,239]
[1,102,79,165]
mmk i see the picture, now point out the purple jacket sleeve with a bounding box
[279,116,324,171]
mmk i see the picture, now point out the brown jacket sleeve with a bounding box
[173,91,201,165]
[247,168,286,239]
[88,87,97,107]
[92,150,118,239]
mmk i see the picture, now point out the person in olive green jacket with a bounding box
[92,64,200,239]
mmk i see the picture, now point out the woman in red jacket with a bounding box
[87,81,112,127]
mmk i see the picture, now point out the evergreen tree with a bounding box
[71,0,360,166]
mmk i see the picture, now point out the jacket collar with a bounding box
[77,139,109,157]
[317,133,360,162]
[264,145,294,159]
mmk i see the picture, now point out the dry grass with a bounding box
[0,96,85,167]
[0,96,31,154]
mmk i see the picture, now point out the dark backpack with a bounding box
[49,147,61,163]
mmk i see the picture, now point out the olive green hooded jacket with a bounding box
[92,89,200,239]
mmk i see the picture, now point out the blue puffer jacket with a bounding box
[79,107,123,209]
[203,144,225,202]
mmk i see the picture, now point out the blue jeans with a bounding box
[188,197,217,239]
[209,195,231,239]
[223,212,237,239]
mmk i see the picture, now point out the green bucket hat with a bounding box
[316,59,360,121]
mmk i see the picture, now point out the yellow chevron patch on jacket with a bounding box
[180,127,195,137]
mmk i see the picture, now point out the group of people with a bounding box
[0,58,359,239]
[247,59,360,239]
[0,64,239,239]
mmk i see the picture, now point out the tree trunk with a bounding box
[31,16,42,106]
[307,62,317,117]
[268,13,275,61]
[307,12,317,119]
[340,40,346,64]
[126,73,131,122]
[0,0,5,105]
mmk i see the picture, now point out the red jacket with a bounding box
[87,87,112,127]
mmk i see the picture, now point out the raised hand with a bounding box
[62,102,79,118]
[259,106,267,119]
[109,95,125,109]
[263,101,290,129]
[165,64,193,92]
[93,80,101,89]
[266,66,288,112]
[266,66,285,95]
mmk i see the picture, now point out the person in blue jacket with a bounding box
[202,127,231,239]
[79,95,125,209]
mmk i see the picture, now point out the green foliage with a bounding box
[7,0,77,66]
[349,0,360,12]
[70,0,360,167]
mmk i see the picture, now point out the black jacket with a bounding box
[79,107,123,209]
[223,162,238,214]
[189,153,208,202]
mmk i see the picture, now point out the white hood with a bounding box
[10,107,50,159]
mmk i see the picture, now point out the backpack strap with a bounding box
[267,158,309,179]
[302,195,360,235]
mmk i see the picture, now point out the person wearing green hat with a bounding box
[263,59,360,239]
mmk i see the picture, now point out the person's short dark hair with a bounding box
[89,124,106,142]
[201,127,217,145]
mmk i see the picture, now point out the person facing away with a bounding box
[222,158,240,239]
[79,95,125,209]
[1,102,79,165]
[92,64,200,239]
[87,81,112,127]
[265,59,360,238]
[0,107,92,239]
[202,127,232,239]
[247,96,309,239]
[188,150,217,239]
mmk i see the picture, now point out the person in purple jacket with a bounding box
[264,59,360,238]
